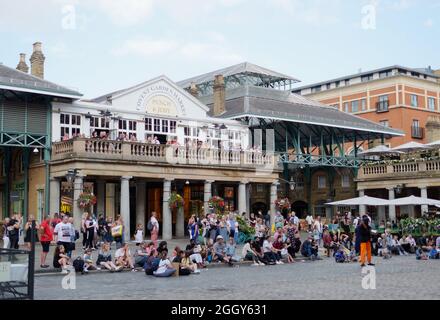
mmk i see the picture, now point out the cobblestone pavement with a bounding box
[35,255,440,300]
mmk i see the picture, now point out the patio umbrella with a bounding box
[392,141,430,152]
[425,140,440,148]
[326,196,390,206]
[387,195,440,206]
[358,145,403,157]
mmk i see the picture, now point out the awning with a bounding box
[392,141,429,152]
[326,196,389,206]
[359,145,403,157]
[387,195,440,206]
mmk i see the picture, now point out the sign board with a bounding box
[0,261,11,283]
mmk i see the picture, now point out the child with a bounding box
[380,234,392,259]
[53,245,71,274]
[134,224,144,246]
[83,248,98,273]
[281,243,295,263]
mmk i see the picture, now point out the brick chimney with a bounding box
[30,42,45,79]
[189,82,199,98]
[213,75,225,116]
[16,53,29,73]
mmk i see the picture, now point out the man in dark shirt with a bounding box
[359,215,375,267]
[7,214,21,249]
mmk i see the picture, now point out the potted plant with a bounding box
[208,196,225,214]
[168,192,184,210]
[77,192,97,209]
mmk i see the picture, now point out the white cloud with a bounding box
[424,18,434,28]
[180,42,242,64]
[94,0,154,26]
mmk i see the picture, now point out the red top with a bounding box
[40,220,53,242]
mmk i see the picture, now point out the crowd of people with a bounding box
[2,208,440,276]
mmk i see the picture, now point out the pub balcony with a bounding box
[51,138,277,169]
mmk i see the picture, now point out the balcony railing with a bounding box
[411,126,424,139]
[358,158,440,180]
[376,101,389,113]
[51,138,277,169]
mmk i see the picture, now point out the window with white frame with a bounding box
[410,94,418,107]
[428,97,436,111]
[184,126,200,145]
[344,102,349,113]
[361,98,367,111]
[341,175,350,188]
[90,116,110,136]
[379,120,389,127]
[207,129,221,148]
[60,113,81,139]
[318,176,326,189]
[145,117,177,135]
[118,120,137,139]
[351,100,359,113]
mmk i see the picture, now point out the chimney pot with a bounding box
[16,53,29,73]
[30,41,45,79]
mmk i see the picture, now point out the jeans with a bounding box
[154,268,176,277]
[135,256,148,267]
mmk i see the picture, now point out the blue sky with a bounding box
[1,0,439,98]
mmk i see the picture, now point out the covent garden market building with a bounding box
[0,48,402,240]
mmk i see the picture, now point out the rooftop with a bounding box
[0,63,82,99]
[293,65,439,92]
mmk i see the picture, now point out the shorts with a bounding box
[41,241,51,253]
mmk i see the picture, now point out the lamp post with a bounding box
[66,169,78,214]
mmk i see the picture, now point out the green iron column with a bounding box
[44,100,52,215]
[305,166,312,215]
[4,147,11,218]
[23,148,29,222]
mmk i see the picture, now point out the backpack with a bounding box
[73,257,85,272]
[147,221,154,232]
[335,251,346,263]
[429,249,439,259]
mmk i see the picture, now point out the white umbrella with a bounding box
[326,196,390,206]
[425,140,440,147]
[392,141,430,152]
[359,145,403,157]
[388,195,440,206]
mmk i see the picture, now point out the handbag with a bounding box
[111,225,123,238]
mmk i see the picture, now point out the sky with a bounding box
[0,0,439,98]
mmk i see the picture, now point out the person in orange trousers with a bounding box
[358,215,375,267]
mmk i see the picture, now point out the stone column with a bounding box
[358,189,366,215]
[49,178,60,214]
[204,180,213,215]
[162,179,173,240]
[120,176,132,242]
[96,180,106,215]
[176,206,185,238]
[73,175,84,230]
[136,181,147,235]
[420,186,428,215]
[378,206,386,224]
[238,181,247,215]
[388,188,396,223]
[270,181,279,226]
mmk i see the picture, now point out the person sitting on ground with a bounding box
[390,235,408,256]
[53,245,71,274]
[115,243,137,272]
[144,249,160,275]
[180,251,200,275]
[83,248,98,273]
[213,235,233,266]
[153,251,176,277]
[134,242,150,267]
[405,234,417,254]
[281,242,295,263]
[97,243,119,272]
[225,236,240,262]
[323,229,333,258]
[262,236,283,265]
[301,236,319,260]
[416,245,428,260]
[157,241,168,255]
[171,246,182,263]
[186,239,205,268]
[242,239,263,266]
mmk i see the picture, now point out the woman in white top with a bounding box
[134,224,144,245]
[153,251,176,277]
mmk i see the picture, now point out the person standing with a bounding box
[2,217,10,249]
[149,212,159,248]
[7,214,21,249]
[305,213,314,233]
[359,215,375,267]
[84,213,95,250]
[24,215,39,250]
[39,215,53,268]
[187,215,199,243]
[53,214,73,257]
[313,216,323,247]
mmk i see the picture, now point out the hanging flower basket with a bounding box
[77,192,97,209]
[275,198,291,211]
[209,196,225,214]
[169,192,184,210]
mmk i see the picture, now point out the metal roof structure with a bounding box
[0,63,82,99]
[178,62,300,96]
[201,85,404,140]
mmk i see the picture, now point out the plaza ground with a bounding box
[34,255,440,300]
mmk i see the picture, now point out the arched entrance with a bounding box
[252,202,268,215]
[291,200,308,218]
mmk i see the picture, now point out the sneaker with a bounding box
[258,262,265,266]
[275,261,281,265]
[131,268,138,272]
[251,263,260,267]
[368,263,375,266]
[360,264,366,267]
[96,267,101,271]
[194,269,201,274]
[278,261,284,264]
[61,269,68,274]
[83,269,89,273]
[40,265,49,269]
